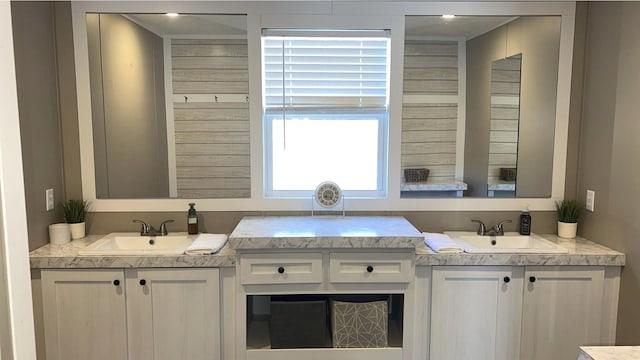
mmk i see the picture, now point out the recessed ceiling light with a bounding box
[166,13,179,17]
[442,14,456,19]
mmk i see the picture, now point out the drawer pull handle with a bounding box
[277,266,285,274]
[529,276,537,283]
[503,276,511,283]
[139,279,147,286]
[366,265,374,273]
[113,280,120,286]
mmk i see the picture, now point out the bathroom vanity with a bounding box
[228,216,421,360]
[30,216,624,360]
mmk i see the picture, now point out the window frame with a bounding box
[261,31,391,199]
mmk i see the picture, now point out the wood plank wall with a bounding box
[402,40,459,183]
[172,39,250,198]
[488,55,521,182]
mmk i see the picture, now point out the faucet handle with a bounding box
[471,219,486,236]
[494,219,512,235]
[159,220,175,236]
[133,220,150,236]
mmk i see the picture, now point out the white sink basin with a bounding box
[78,232,196,256]
[444,231,568,254]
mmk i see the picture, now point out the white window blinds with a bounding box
[262,31,390,109]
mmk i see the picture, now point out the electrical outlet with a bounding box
[586,190,595,212]
[46,188,55,211]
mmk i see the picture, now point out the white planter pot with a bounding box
[69,222,86,240]
[557,221,577,239]
[48,223,71,245]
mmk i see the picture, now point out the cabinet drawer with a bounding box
[240,253,323,285]
[329,253,413,283]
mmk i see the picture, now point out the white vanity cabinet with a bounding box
[41,269,128,360]
[124,268,220,360]
[429,266,613,360]
[238,250,415,360]
[429,266,523,360]
[41,268,220,360]
[520,267,605,360]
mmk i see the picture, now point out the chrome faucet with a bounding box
[133,220,150,235]
[491,219,512,236]
[471,219,512,236]
[158,219,174,236]
[471,219,487,235]
[133,219,174,236]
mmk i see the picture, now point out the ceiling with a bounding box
[405,16,518,39]
[125,14,247,37]
[121,14,516,39]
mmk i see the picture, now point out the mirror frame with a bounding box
[72,1,575,212]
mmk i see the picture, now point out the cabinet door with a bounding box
[126,268,220,360]
[430,266,523,360]
[41,269,127,360]
[520,266,604,360]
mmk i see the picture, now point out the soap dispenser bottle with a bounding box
[187,203,199,235]
[519,207,531,235]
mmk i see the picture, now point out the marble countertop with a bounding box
[29,216,625,269]
[580,346,640,360]
[415,234,625,266]
[228,216,423,250]
[29,235,236,269]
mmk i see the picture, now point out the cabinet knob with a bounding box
[503,276,511,283]
[113,279,120,286]
[277,266,285,274]
[529,276,537,283]
[366,265,374,273]
[139,279,147,286]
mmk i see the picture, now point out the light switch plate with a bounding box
[46,188,54,211]
[586,190,595,212]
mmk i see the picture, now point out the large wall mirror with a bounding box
[401,15,560,198]
[73,2,575,211]
[86,12,249,199]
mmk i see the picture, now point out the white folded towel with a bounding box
[423,232,464,253]
[185,233,228,255]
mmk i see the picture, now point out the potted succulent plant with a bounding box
[556,199,582,239]
[62,199,90,239]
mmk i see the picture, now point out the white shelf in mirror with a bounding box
[400,181,467,192]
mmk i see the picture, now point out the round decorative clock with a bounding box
[314,181,342,208]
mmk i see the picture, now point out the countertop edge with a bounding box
[579,346,640,360]
[29,254,237,269]
[29,235,625,269]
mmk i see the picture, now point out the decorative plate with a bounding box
[315,181,342,208]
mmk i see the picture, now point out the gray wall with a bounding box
[565,3,588,200]
[576,2,640,345]
[12,2,66,251]
[465,17,561,197]
[88,14,169,199]
[85,210,559,238]
[55,2,82,201]
[12,3,69,357]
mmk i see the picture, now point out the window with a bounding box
[262,31,390,198]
